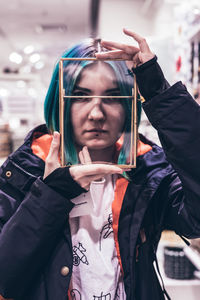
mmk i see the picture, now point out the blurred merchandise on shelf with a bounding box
[173,2,200,101]
[0,123,12,158]
[0,76,45,161]
[184,239,200,274]
[158,231,200,300]
[164,246,196,280]
[190,238,200,251]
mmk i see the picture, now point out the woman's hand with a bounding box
[43,131,61,179]
[69,146,123,190]
[43,134,124,190]
[95,28,155,68]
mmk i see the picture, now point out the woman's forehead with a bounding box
[77,62,118,85]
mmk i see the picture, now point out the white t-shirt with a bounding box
[69,175,126,299]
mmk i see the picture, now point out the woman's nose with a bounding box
[88,98,105,121]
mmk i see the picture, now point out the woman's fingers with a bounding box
[96,29,155,67]
[82,146,92,164]
[96,49,132,60]
[70,164,123,178]
[79,146,92,164]
[82,164,123,176]
[43,131,61,179]
[123,28,151,53]
[70,163,123,189]
[101,40,140,56]
[79,150,84,164]
[78,148,121,187]
[101,40,135,54]
[123,29,144,42]
[69,163,123,188]
[47,131,60,160]
[100,44,115,51]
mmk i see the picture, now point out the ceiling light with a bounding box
[29,53,41,63]
[24,45,35,54]
[35,61,45,70]
[17,81,26,88]
[9,52,23,64]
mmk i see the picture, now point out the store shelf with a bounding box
[157,237,200,300]
[186,24,200,41]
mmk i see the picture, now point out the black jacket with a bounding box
[0,59,200,300]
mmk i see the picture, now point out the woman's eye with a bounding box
[72,92,89,102]
[71,92,123,104]
[103,94,121,104]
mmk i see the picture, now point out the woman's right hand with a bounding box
[95,28,155,68]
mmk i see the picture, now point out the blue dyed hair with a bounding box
[44,38,141,165]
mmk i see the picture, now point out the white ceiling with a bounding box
[0,0,163,78]
[0,0,91,81]
[0,0,180,87]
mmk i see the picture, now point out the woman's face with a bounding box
[70,62,125,152]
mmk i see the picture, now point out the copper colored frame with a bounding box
[59,57,138,168]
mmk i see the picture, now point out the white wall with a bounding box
[99,0,176,84]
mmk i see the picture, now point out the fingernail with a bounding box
[116,169,123,174]
[53,131,60,140]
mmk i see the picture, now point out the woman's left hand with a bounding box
[95,28,155,69]
[69,146,124,190]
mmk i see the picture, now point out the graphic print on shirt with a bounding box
[114,284,120,299]
[70,288,82,300]
[73,242,89,266]
[99,213,113,251]
[93,292,111,300]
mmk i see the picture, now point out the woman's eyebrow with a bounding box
[105,88,120,94]
[73,86,120,94]
[73,85,91,93]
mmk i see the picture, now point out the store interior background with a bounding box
[0,0,200,299]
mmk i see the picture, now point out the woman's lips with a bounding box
[84,129,108,137]
[86,129,107,133]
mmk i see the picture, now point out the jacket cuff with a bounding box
[132,56,170,101]
[43,167,87,199]
[30,177,74,213]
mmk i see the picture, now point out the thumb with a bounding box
[47,131,60,160]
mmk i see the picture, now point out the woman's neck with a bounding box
[89,146,116,163]
[77,145,116,163]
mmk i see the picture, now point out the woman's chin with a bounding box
[87,143,111,150]
[79,140,114,151]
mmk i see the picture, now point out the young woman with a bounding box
[0,29,200,300]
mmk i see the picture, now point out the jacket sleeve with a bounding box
[134,60,200,239]
[0,158,76,299]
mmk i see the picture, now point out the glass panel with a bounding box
[59,58,138,168]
